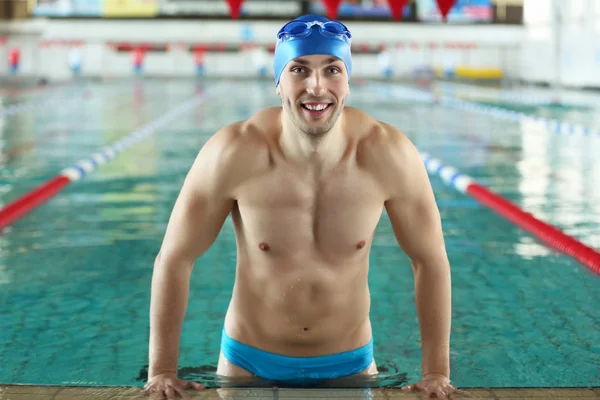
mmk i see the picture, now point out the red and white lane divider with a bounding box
[0,91,210,231]
[420,152,600,275]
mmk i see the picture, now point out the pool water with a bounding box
[0,78,598,389]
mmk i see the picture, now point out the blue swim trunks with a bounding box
[220,329,374,384]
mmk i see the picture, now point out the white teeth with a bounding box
[304,104,329,111]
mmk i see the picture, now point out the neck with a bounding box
[279,109,346,169]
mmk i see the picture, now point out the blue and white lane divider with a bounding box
[433,81,557,106]
[0,87,91,118]
[0,88,214,230]
[419,151,474,193]
[0,82,135,118]
[60,92,209,182]
[380,84,600,138]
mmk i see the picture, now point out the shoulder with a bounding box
[348,109,425,198]
[349,108,418,168]
[187,108,277,193]
[198,107,279,166]
[344,107,410,147]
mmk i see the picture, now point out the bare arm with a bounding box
[148,125,248,378]
[371,124,452,379]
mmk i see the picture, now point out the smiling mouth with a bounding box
[301,102,332,116]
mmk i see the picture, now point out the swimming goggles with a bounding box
[277,20,352,44]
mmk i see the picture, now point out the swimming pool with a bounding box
[0,78,598,389]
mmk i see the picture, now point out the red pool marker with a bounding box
[225,0,244,19]
[194,48,205,76]
[435,0,457,22]
[321,0,342,20]
[8,48,20,73]
[386,0,409,21]
[132,47,145,74]
[132,47,144,65]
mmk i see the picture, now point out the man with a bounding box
[144,13,461,400]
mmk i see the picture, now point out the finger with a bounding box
[183,380,206,391]
[434,388,449,399]
[144,387,159,398]
[402,383,423,393]
[174,386,191,399]
[165,387,177,400]
[150,390,165,400]
[143,383,154,393]
[143,386,157,396]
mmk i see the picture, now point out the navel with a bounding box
[356,240,366,249]
[258,242,270,251]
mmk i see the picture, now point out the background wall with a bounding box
[0,0,599,89]
[0,19,523,81]
[520,0,600,89]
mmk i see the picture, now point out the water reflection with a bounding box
[516,102,600,252]
[135,364,409,389]
[0,235,8,284]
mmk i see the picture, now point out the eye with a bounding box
[291,67,306,73]
[329,67,341,74]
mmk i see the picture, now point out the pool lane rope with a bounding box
[0,91,209,230]
[433,81,559,106]
[2,82,597,275]
[0,86,90,118]
[384,85,600,138]
[421,152,600,276]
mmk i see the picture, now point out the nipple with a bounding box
[356,240,366,249]
[258,242,270,251]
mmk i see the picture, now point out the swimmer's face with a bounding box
[276,54,350,137]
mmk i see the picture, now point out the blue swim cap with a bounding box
[273,14,352,86]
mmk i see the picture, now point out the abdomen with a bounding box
[226,257,372,356]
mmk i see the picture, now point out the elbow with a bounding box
[411,260,423,272]
[154,249,194,273]
[154,250,167,268]
[410,254,450,276]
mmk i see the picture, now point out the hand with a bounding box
[401,373,471,399]
[143,372,205,399]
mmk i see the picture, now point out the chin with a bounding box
[303,126,330,137]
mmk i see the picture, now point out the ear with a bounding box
[275,84,281,96]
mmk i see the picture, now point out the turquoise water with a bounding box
[0,78,598,389]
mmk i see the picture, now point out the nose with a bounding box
[306,72,326,97]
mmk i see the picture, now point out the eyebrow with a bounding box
[292,57,341,66]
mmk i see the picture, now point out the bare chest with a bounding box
[233,166,385,261]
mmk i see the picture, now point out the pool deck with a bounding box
[1,385,599,399]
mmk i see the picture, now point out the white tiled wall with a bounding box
[520,0,600,88]
[0,17,522,82]
[1,2,598,89]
